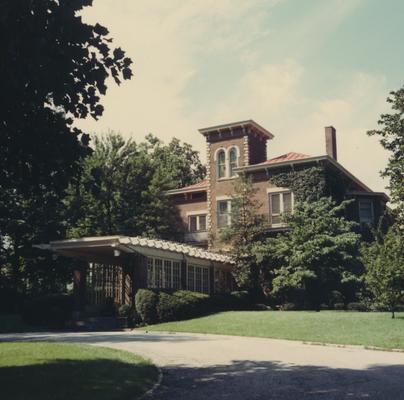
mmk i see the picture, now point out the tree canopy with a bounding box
[0,0,132,303]
[361,224,404,318]
[368,86,404,223]
[256,198,362,308]
[65,133,206,239]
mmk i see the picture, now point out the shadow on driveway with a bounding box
[152,360,404,400]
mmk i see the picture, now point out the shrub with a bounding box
[172,290,209,319]
[347,302,368,312]
[334,302,345,310]
[320,303,329,310]
[118,304,131,318]
[117,304,139,327]
[135,289,159,324]
[21,293,74,328]
[157,292,184,322]
[328,290,344,308]
[209,291,256,311]
[280,302,297,311]
[255,303,271,311]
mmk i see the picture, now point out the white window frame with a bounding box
[214,146,239,180]
[267,188,294,227]
[228,146,239,177]
[216,149,226,179]
[217,198,232,228]
[358,199,374,224]
[188,214,207,232]
[186,264,210,294]
[147,257,182,289]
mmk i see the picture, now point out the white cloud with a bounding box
[77,0,275,157]
[76,0,390,194]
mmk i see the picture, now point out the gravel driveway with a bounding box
[2,330,404,399]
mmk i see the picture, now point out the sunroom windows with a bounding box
[268,190,294,227]
[187,264,210,294]
[147,257,181,289]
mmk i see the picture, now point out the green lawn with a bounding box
[0,342,158,400]
[143,311,404,350]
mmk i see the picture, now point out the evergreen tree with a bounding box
[221,173,266,291]
[361,224,404,318]
[256,198,362,308]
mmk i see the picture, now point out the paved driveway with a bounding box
[2,330,404,399]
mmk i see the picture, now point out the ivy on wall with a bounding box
[269,165,349,202]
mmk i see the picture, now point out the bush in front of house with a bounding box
[135,289,159,324]
[135,289,263,325]
[21,293,74,328]
[157,290,209,322]
[280,302,297,311]
[117,304,139,327]
[347,302,368,312]
[334,302,346,310]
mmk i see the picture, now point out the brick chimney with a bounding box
[325,126,337,160]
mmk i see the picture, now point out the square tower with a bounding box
[199,120,274,248]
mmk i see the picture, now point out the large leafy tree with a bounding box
[0,0,132,301]
[256,198,362,308]
[368,86,404,223]
[65,133,205,239]
[361,224,404,318]
[220,173,266,292]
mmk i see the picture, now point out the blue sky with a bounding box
[79,0,404,194]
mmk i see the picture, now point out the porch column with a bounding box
[181,260,187,290]
[209,264,215,294]
[73,260,88,312]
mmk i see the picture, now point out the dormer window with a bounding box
[229,147,237,177]
[217,150,226,178]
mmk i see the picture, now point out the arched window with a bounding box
[229,148,238,177]
[217,150,226,178]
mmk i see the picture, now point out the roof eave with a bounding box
[166,186,208,196]
[199,119,274,140]
[235,155,377,194]
[234,155,327,173]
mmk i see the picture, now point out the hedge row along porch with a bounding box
[35,236,233,312]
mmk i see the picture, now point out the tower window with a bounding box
[229,148,238,177]
[217,150,226,178]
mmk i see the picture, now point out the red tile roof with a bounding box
[170,153,311,193]
[171,179,208,192]
[262,152,311,165]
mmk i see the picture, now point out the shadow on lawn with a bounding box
[0,331,209,344]
[152,360,404,400]
[0,358,157,400]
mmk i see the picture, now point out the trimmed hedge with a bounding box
[135,289,159,324]
[135,289,257,325]
[21,293,74,328]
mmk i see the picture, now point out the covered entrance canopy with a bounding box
[36,236,233,311]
